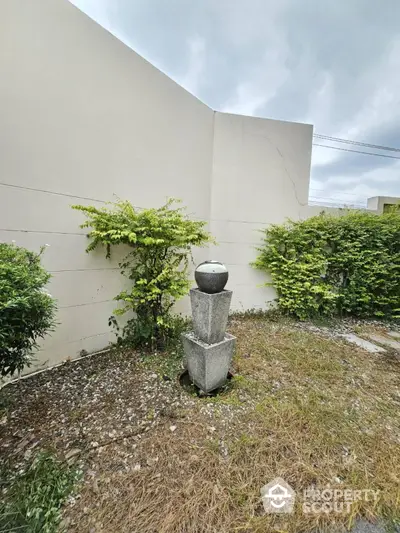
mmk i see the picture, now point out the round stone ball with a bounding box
[195,260,229,294]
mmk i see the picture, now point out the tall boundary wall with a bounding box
[4,0,381,374]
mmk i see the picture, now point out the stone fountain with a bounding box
[182,260,236,393]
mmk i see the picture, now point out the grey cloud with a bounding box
[312,119,400,189]
[71,0,400,201]
[313,152,396,183]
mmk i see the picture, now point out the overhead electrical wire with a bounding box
[309,188,362,198]
[309,133,398,207]
[312,143,400,160]
[313,134,400,153]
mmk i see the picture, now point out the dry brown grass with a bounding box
[65,318,400,533]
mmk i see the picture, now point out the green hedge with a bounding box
[0,243,56,376]
[252,210,400,319]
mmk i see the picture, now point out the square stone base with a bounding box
[182,332,236,393]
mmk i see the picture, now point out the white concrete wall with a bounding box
[367,196,400,213]
[0,0,214,371]
[303,196,400,219]
[210,113,313,310]
[0,0,314,372]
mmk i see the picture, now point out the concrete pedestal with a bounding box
[190,289,232,344]
[182,333,236,392]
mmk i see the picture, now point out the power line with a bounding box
[312,143,400,160]
[309,195,365,204]
[310,194,363,201]
[310,133,400,206]
[309,188,363,198]
[313,134,400,153]
[309,200,366,209]
[309,197,365,206]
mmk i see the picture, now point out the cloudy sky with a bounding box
[70,0,400,206]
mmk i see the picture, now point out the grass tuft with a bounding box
[0,451,81,533]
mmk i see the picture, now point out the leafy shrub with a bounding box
[0,451,81,533]
[0,244,56,376]
[252,210,400,319]
[73,199,212,349]
[111,312,192,352]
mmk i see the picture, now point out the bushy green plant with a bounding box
[111,313,192,352]
[73,199,212,348]
[0,244,57,376]
[0,451,81,533]
[252,210,400,319]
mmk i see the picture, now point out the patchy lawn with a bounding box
[1,316,400,533]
